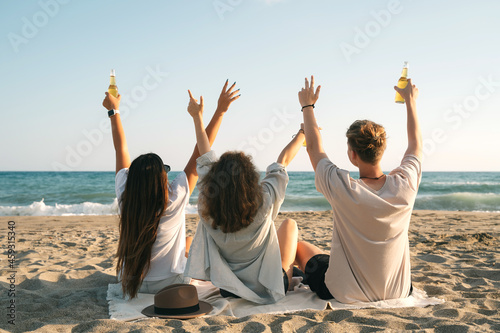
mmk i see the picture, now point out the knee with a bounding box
[297,240,308,249]
[282,218,297,231]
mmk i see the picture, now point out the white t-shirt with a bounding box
[315,154,422,303]
[115,169,190,281]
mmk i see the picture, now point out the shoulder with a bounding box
[315,158,348,181]
[196,150,218,166]
[265,162,288,178]
[390,154,422,177]
[169,171,189,200]
[262,162,289,190]
[115,168,129,199]
[389,154,423,190]
[115,168,129,184]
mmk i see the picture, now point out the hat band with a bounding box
[154,304,200,316]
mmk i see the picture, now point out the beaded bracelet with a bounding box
[301,104,315,112]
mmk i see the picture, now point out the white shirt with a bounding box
[115,169,190,281]
[315,154,422,303]
[184,151,288,304]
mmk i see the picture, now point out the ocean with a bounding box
[0,171,499,216]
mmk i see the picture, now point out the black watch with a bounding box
[108,109,120,117]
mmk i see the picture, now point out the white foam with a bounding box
[0,199,201,217]
[0,198,119,216]
[430,181,500,186]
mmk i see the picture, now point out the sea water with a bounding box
[0,171,498,216]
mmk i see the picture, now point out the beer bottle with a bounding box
[395,61,409,104]
[108,69,118,98]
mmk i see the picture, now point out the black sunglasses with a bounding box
[164,165,171,173]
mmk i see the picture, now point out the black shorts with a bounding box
[304,254,334,300]
[220,268,289,298]
[305,254,414,299]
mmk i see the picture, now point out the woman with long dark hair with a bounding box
[102,80,240,298]
[184,89,304,304]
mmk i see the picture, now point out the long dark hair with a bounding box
[116,153,169,298]
[199,151,263,233]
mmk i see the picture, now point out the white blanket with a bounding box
[107,279,444,322]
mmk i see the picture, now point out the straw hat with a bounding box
[141,284,213,319]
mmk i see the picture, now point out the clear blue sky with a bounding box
[1,0,499,172]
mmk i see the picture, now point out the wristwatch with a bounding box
[108,109,120,118]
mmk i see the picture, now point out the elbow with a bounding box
[277,158,289,167]
[306,145,320,156]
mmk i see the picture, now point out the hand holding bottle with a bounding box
[394,78,419,104]
[103,92,121,111]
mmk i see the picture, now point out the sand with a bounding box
[0,210,499,332]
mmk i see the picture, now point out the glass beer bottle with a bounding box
[108,69,118,98]
[395,61,409,104]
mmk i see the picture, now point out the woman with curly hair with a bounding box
[184,88,303,304]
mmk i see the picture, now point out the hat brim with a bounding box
[141,300,213,320]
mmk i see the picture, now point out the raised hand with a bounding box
[187,90,204,118]
[217,80,241,113]
[298,75,321,108]
[394,78,419,103]
[102,92,121,111]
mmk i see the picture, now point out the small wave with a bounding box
[415,192,500,212]
[429,181,500,186]
[280,195,331,212]
[185,203,198,215]
[0,198,119,216]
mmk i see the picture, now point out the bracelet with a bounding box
[292,129,305,138]
[301,104,315,112]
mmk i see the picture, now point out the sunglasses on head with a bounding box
[164,164,171,173]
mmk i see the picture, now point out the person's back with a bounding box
[295,75,422,303]
[315,152,421,302]
[183,87,304,304]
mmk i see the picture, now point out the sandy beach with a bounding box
[0,210,498,332]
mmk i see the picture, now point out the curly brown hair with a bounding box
[116,153,169,298]
[199,152,263,233]
[346,120,387,164]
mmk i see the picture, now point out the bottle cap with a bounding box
[403,61,409,68]
[110,69,115,76]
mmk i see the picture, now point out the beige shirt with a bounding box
[184,151,289,304]
[315,154,422,303]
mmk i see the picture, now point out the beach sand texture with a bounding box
[0,210,499,332]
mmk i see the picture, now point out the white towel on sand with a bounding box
[107,279,444,322]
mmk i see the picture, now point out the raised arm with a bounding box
[102,92,131,174]
[276,124,306,167]
[187,90,210,155]
[394,78,422,160]
[184,81,240,194]
[299,75,328,171]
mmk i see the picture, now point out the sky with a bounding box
[1,0,499,172]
